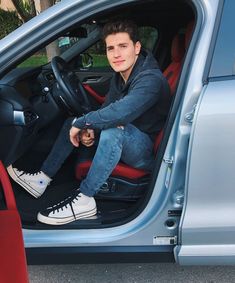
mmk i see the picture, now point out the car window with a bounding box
[17,23,96,68]
[84,41,109,68]
[139,26,158,51]
[18,37,83,68]
[17,25,158,69]
[209,0,235,78]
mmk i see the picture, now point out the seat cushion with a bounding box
[76,160,149,180]
[75,130,164,181]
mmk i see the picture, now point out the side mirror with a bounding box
[81,53,93,69]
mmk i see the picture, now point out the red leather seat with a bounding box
[75,129,164,181]
[163,20,194,93]
[185,21,194,50]
[75,23,193,183]
[163,33,185,93]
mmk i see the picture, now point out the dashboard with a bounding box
[0,66,60,166]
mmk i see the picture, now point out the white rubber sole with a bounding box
[7,166,42,198]
[37,207,97,225]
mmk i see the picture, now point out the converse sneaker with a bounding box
[7,165,52,198]
[37,190,97,225]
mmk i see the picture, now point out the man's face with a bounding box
[105,32,141,81]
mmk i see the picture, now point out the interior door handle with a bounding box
[83,77,102,83]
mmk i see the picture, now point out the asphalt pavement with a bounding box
[28,263,235,283]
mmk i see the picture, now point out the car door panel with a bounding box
[177,80,235,265]
[0,160,29,282]
[77,69,113,100]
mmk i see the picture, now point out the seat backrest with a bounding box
[163,20,194,94]
[163,33,185,94]
[154,31,185,152]
[155,21,194,152]
[185,20,194,50]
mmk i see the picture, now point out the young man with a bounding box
[8,20,171,225]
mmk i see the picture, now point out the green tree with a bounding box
[39,0,60,61]
[11,0,37,22]
[11,0,59,61]
[0,8,22,39]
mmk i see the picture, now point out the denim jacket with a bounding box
[73,49,171,140]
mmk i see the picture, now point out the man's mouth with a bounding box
[113,60,125,65]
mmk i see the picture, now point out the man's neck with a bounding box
[120,73,127,83]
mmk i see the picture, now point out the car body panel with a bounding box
[175,0,235,265]
[177,79,235,265]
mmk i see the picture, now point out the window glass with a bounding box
[17,24,95,68]
[18,25,158,69]
[138,26,158,51]
[85,41,109,68]
[209,1,235,78]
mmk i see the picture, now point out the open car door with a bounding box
[0,161,29,283]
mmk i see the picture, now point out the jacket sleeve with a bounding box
[72,70,165,130]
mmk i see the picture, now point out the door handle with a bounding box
[83,76,102,83]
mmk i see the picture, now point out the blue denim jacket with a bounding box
[73,49,171,140]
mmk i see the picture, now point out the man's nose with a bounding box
[113,48,121,57]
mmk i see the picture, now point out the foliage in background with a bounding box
[18,54,108,68]
[10,0,57,23]
[0,8,22,39]
[0,0,37,40]
[11,0,36,22]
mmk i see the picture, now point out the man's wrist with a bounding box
[72,116,87,129]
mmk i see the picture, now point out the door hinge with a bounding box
[153,236,177,245]
[163,157,174,165]
[185,104,197,123]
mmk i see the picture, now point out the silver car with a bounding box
[0,0,234,266]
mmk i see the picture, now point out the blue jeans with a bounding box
[41,117,75,177]
[41,119,154,197]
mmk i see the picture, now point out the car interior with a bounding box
[0,0,195,229]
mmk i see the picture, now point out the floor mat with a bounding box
[11,178,137,229]
[14,180,79,223]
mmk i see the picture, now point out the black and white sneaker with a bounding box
[37,190,97,225]
[7,165,51,198]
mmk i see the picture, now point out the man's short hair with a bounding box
[102,19,139,43]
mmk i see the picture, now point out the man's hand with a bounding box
[80,129,95,147]
[69,126,81,147]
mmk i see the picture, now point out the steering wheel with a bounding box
[51,56,91,115]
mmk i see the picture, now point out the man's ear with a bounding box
[135,41,141,55]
